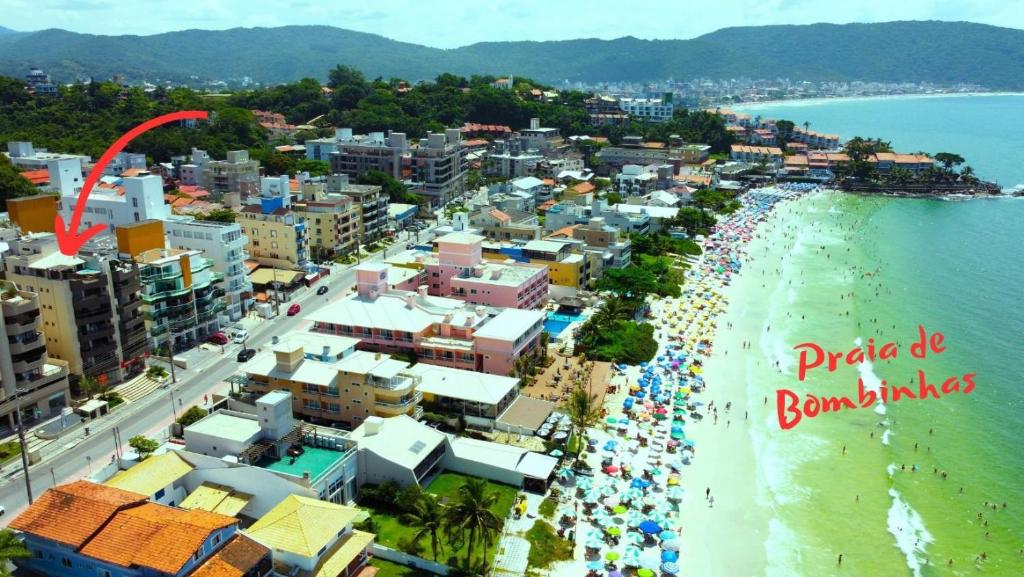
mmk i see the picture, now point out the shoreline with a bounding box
[728,91,1024,111]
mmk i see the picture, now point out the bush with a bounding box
[359,480,402,511]
[397,535,425,557]
[146,366,168,380]
[99,391,124,408]
[176,405,208,427]
[525,521,572,568]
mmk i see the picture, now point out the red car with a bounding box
[207,332,228,345]
[287,303,301,316]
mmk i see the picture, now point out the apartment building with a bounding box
[388,232,548,309]
[324,175,388,244]
[1,234,147,389]
[53,167,169,235]
[485,137,544,179]
[4,141,88,171]
[615,164,661,196]
[238,196,309,271]
[133,246,224,352]
[293,180,362,260]
[0,281,70,429]
[571,217,632,269]
[619,97,674,122]
[164,217,253,321]
[326,129,407,178]
[408,129,467,207]
[309,264,544,376]
[201,150,261,198]
[521,239,592,291]
[519,118,563,152]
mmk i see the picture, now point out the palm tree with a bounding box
[444,478,501,566]
[0,529,31,577]
[401,494,446,561]
[564,385,601,463]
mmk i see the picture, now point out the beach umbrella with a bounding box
[661,562,680,574]
[648,512,674,529]
[606,417,618,425]
[603,496,620,508]
[661,538,680,551]
[557,467,573,479]
[605,551,620,561]
[639,521,661,535]
[598,515,618,528]
[587,560,605,571]
[608,571,624,577]
[551,449,565,458]
[558,507,577,519]
[588,438,600,446]
[643,495,660,507]
[650,466,663,477]
[586,528,606,541]
[659,530,677,541]
[612,504,627,515]
[576,476,593,491]
[584,489,603,503]
[623,553,642,567]
[586,538,605,550]
[667,486,685,500]
[607,526,622,537]
[636,569,654,577]
[661,550,679,562]
[601,484,620,497]
[626,511,645,528]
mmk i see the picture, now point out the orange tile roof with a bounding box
[9,481,147,548]
[19,169,49,185]
[537,199,558,212]
[172,197,195,207]
[80,502,235,574]
[642,142,667,149]
[121,168,147,178]
[488,208,511,223]
[548,225,580,239]
[191,534,269,577]
[570,182,595,194]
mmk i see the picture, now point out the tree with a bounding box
[596,266,658,305]
[603,191,623,205]
[146,365,168,380]
[563,386,601,463]
[79,375,101,399]
[934,152,965,171]
[176,406,208,427]
[128,435,159,459]
[356,169,422,205]
[195,208,237,223]
[672,207,716,238]
[444,478,501,565]
[0,155,39,211]
[401,494,446,561]
[0,529,32,577]
[959,165,976,183]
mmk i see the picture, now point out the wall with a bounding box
[355,449,416,487]
[178,451,315,518]
[7,195,57,234]
[443,453,523,488]
[371,544,449,576]
[115,220,166,258]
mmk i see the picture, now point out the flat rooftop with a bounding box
[454,262,546,288]
[186,412,262,444]
[257,445,350,483]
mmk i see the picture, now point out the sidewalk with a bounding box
[492,492,543,577]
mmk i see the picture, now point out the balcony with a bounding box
[374,391,423,416]
[7,332,42,354]
[142,285,193,303]
[140,268,183,283]
[369,375,417,394]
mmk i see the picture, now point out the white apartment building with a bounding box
[619,98,675,123]
[4,141,89,170]
[52,161,170,235]
[164,217,253,321]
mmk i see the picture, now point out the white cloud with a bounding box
[3,0,1020,46]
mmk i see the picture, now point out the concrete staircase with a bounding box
[112,375,164,403]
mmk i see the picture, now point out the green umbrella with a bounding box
[607,526,622,536]
[606,417,618,425]
[606,551,620,561]
[637,569,654,577]
[613,505,627,514]
[653,413,667,421]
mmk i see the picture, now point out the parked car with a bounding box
[207,332,228,345]
[316,285,329,295]
[287,303,301,316]
[236,348,256,362]
[232,329,248,344]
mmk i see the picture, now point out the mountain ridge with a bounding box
[0,21,1022,89]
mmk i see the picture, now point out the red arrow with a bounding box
[55,110,210,255]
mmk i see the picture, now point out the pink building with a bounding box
[391,232,548,309]
[309,264,545,375]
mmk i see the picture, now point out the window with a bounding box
[61,558,71,568]
[154,488,165,500]
[98,570,111,577]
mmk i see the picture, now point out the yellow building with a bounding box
[115,220,166,259]
[292,182,361,261]
[6,195,57,234]
[521,239,591,290]
[241,335,422,429]
[238,205,309,270]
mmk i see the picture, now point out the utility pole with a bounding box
[170,387,179,420]
[14,392,32,503]
[165,330,178,384]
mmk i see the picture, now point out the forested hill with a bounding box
[0,21,1022,88]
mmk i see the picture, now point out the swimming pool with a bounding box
[543,312,588,337]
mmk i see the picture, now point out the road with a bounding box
[0,227,435,520]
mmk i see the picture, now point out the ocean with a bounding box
[729,96,1024,575]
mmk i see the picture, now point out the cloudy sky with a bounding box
[4,0,1021,47]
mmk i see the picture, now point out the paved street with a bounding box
[0,227,434,521]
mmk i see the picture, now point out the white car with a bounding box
[232,329,248,344]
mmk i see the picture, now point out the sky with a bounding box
[4,0,1022,48]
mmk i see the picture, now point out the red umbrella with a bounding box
[605,465,620,474]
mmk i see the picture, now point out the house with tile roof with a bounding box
[245,495,373,577]
[9,480,270,577]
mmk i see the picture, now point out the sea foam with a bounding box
[854,337,887,415]
[887,488,934,577]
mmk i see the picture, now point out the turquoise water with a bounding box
[738,94,1024,187]
[727,95,1024,575]
[544,312,587,336]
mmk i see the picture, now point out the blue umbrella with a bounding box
[587,561,605,570]
[661,562,680,574]
[661,550,679,562]
[639,521,661,534]
[659,530,677,541]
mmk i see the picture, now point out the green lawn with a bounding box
[368,558,433,577]
[364,472,519,568]
[525,520,573,569]
[0,440,22,465]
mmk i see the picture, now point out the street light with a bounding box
[12,389,34,503]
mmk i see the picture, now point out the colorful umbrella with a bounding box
[605,551,620,561]
[659,530,677,541]
[586,538,605,550]
[606,526,622,537]
[577,476,594,491]
[661,550,679,562]
[667,486,685,500]
[661,562,680,574]
[612,505,627,515]
[661,538,680,551]
[639,521,661,534]
[587,560,605,570]
[636,569,654,577]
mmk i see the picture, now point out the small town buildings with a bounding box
[729,144,784,166]
[292,180,363,261]
[238,191,310,270]
[4,141,88,170]
[52,168,169,236]
[9,480,271,577]
[202,150,261,198]
[618,97,674,122]
[408,363,518,428]
[164,217,253,321]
